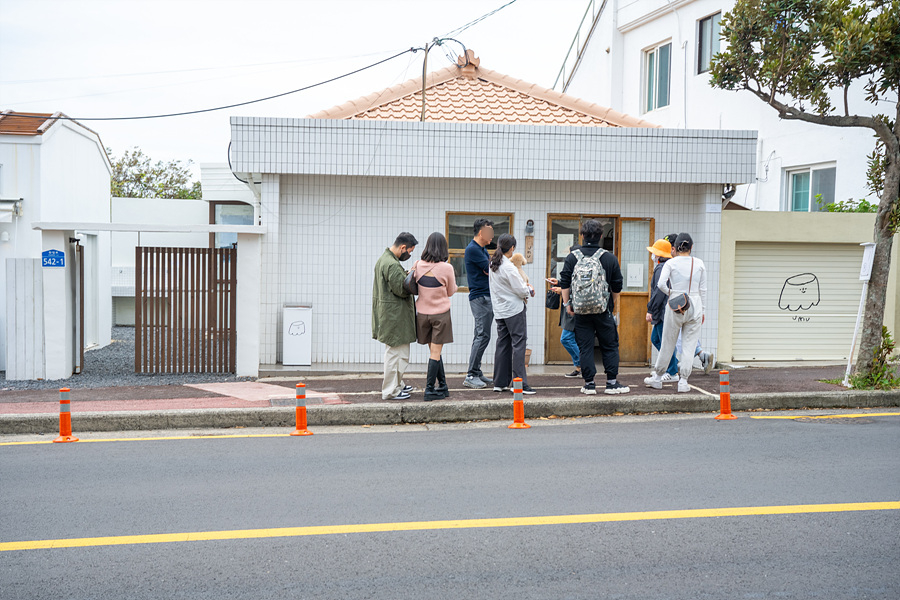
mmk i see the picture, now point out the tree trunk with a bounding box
[857,149,900,373]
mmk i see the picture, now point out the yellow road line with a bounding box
[2,501,897,552]
[751,412,900,420]
[0,433,290,446]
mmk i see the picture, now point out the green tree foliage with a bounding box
[108,147,202,199]
[710,0,900,376]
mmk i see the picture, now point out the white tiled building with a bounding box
[229,53,756,371]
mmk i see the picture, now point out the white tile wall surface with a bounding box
[267,176,720,366]
[231,117,753,366]
[230,118,757,185]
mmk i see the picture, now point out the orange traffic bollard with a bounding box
[508,377,531,429]
[53,388,79,443]
[715,370,737,420]
[290,383,314,436]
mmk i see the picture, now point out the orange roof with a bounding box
[309,50,657,128]
[0,111,61,135]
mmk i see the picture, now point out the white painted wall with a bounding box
[109,196,209,326]
[563,0,895,211]
[0,120,112,373]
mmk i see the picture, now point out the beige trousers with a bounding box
[654,298,703,380]
[382,343,410,399]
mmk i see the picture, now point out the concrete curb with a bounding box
[2,390,899,434]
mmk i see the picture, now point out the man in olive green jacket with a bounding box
[373,232,418,400]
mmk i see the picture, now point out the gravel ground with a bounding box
[1,327,254,391]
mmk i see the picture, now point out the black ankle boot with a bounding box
[424,359,443,401]
[436,358,449,398]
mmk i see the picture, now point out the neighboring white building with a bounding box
[557,0,894,212]
[229,51,756,371]
[109,196,209,326]
[0,111,112,379]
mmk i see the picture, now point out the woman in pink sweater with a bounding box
[413,232,458,401]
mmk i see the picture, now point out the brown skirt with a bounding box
[416,311,454,345]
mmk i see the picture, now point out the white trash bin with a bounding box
[283,305,312,366]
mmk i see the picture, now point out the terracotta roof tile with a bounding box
[308,50,657,128]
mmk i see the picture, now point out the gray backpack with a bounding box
[571,248,610,315]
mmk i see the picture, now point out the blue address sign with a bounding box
[41,249,65,268]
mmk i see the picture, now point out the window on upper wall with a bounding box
[211,202,254,248]
[644,42,672,113]
[787,166,836,212]
[697,12,722,73]
[446,212,513,290]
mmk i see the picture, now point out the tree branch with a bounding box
[743,85,897,148]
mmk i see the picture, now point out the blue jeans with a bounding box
[560,329,580,368]
[651,321,679,376]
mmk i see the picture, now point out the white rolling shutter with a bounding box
[732,242,864,361]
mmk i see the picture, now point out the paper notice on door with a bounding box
[626,263,644,288]
[557,234,574,257]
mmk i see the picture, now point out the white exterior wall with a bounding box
[564,0,894,211]
[274,176,721,367]
[0,120,111,372]
[110,197,209,268]
[231,117,753,367]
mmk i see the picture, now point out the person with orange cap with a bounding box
[644,238,680,384]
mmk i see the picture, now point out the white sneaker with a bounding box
[644,373,662,389]
[660,373,679,383]
[677,379,690,393]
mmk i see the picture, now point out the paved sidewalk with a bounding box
[2,365,898,434]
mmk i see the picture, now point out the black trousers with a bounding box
[574,311,620,384]
[493,308,528,388]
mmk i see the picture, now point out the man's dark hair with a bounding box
[421,232,449,262]
[473,219,494,236]
[580,219,603,244]
[394,232,418,248]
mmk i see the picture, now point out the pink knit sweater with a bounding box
[413,260,458,314]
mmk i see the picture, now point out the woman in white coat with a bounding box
[488,233,536,394]
[645,233,707,393]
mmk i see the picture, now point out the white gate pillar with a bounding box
[41,229,75,380]
[236,232,261,377]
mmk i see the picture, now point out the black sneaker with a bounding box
[389,390,411,400]
[521,385,536,395]
[580,382,597,395]
[604,381,630,395]
[564,369,581,378]
[401,385,414,394]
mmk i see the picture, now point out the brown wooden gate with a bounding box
[135,247,237,374]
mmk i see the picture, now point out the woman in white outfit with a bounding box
[645,233,706,393]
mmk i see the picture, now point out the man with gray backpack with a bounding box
[558,219,629,395]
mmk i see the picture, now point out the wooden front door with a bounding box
[544,215,654,366]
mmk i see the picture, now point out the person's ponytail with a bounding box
[489,234,516,272]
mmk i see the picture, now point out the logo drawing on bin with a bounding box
[288,321,306,336]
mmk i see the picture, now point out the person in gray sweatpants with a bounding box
[463,219,495,388]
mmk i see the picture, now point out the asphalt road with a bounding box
[1,412,898,599]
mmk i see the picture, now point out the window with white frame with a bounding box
[697,12,721,73]
[644,42,672,113]
[787,165,836,212]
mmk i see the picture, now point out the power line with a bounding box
[443,0,519,38]
[4,48,417,122]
